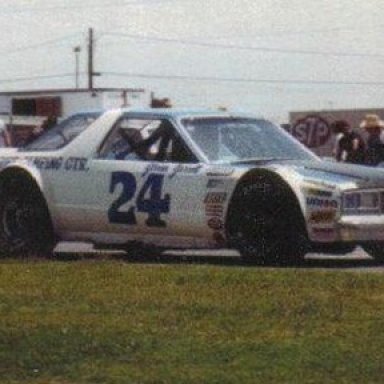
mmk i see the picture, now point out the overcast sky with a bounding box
[1,0,384,121]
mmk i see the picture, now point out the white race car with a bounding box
[1,108,384,264]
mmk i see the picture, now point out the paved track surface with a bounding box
[54,243,384,272]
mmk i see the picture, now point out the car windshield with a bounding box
[181,117,317,163]
[23,112,102,151]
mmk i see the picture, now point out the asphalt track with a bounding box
[54,242,384,272]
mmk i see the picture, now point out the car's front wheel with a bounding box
[0,177,56,257]
[227,174,308,265]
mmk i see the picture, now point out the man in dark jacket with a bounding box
[331,120,365,164]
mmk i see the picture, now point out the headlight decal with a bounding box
[342,190,381,214]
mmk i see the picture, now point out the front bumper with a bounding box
[310,214,384,244]
[337,215,384,242]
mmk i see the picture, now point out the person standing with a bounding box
[331,120,365,164]
[360,114,384,166]
[0,119,11,147]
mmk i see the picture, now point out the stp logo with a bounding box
[292,115,331,148]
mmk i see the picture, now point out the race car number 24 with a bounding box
[108,171,170,227]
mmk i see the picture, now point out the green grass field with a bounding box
[1,258,384,383]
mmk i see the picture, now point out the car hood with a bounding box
[231,159,384,189]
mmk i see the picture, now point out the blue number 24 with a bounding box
[108,171,170,227]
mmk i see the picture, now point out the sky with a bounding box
[1,0,384,121]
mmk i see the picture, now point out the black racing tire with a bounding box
[362,243,384,262]
[226,174,308,265]
[0,176,56,258]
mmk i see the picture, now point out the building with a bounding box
[0,87,149,144]
[288,107,384,157]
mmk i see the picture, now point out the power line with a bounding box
[101,31,384,59]
[0,0,178,14]
[0,73,76,84]
[103,71,384,86]
[0,33,84,56]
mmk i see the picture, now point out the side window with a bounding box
[98,118,198,163]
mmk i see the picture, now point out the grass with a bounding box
[1,258,384,383]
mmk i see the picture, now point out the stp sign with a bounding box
[292,115,331,148]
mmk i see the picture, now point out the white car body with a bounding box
[1,108,384,263]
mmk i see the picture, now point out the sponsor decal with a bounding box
[204,192,227,204]
[206,167,234,177]
[207,217,224,230]
[302,179,337,190]
[142,163,170,177]
[306,197,338,209]
[306,188,333,197]
[30,156,63,170]
[207,179,225,188]
[63,157,89,171]
[205,204,224,217]
[309,210,336,223]
[0,156,90,172]
[142,163,203,179]
[169,164,202,179]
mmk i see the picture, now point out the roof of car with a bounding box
[110,107,256,119]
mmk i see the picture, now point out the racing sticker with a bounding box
[207,179,225,188]
[0,156,90,172]
[142,163,203,179]
[205,204,224,217]
[204,192,227,204]
[306,197,338,209]
[204,191,227,242]
[309,210,336,224]
[305,188,333,198]
[207,217,224,230]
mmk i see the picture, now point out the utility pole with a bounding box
[87,28,101,90]
[88,28,94,90]
[73,46,81,88]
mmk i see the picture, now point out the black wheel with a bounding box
[363,243,384,262]
[227,174,308,265]
[0,176,56,258]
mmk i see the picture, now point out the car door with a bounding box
[81,116,210,239]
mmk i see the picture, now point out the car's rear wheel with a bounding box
[227,174,308,265]
[0,177,56,258]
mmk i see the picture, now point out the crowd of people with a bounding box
[332,114,384,166]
